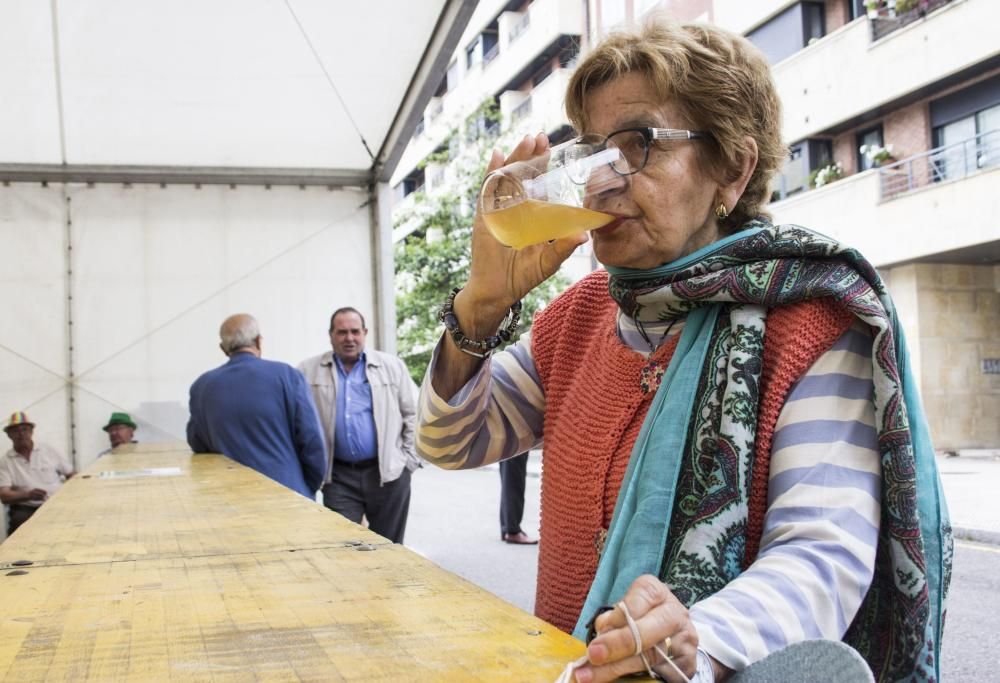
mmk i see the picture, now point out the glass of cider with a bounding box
[478,137,623,249]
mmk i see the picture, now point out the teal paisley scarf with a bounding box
[571,220,951,682]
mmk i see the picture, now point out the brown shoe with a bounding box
[502,532,538,545]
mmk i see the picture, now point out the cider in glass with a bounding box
[479,142,622,249]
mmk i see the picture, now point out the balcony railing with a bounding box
[868,0,954,42]
[510,12,531,44]
[878,129,999,201]
[511,96,533,123]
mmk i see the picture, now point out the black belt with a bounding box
[333,458,378,470]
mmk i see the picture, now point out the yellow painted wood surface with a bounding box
[0,443,586,681]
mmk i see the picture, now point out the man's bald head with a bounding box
[219,314,261,356]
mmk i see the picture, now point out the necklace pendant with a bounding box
[639,360,665,394]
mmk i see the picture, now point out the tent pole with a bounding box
[369,182,397,356]
[63,191,78,470]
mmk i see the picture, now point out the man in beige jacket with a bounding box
[298,308,419,543]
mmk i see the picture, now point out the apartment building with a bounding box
[585,0,1000,449]
[395,0,999,448]
[752,0,998,450]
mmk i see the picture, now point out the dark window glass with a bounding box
[856,125,884,171]
[932,102,1000,180]
[803,2,826,44]
[466,38,480,68]
[808,138,833,170]
[747,2,827,64]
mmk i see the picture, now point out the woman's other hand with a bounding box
[574,575,699,683]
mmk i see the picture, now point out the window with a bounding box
[933,102,1000,180]
[776,138,832,198]
[482,24,499,65]
[398,168,425,199]
[856,125,884,171]
[930,76,1000,181]
[803,2,826,44]
[747,2,827,64]
[445,60,460,93]
[846,0,866,20]
[466,38,480,69]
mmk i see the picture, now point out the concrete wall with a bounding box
[769,164,1000,268]
[887,263,1000,449]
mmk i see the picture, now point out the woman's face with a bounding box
[583,72,721,270]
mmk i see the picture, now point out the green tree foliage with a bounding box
[394,101,569,383]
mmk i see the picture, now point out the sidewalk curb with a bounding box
[953,525,1000,546]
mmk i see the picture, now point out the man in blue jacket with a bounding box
[187,314,326,498]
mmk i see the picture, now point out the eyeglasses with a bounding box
[554,127,708,182]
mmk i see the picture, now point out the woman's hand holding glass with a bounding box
[478,133,628,249]
[457,133,591,338]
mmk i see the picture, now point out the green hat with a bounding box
[103,412,137,431]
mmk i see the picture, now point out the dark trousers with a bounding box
[323,463,411,544]
[499,452,528,536]
[7,504,37,536]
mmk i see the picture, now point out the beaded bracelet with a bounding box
[438,287,522,359]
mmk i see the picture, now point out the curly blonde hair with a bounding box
[565,19,785,232]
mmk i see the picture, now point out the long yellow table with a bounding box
[0,444,584,680]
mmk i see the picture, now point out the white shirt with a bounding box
[0,443,74,507]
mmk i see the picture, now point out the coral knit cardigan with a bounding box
[530,270,853,634]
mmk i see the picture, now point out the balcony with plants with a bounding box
[769,128,1000,267]
[865,0,956,41]
[877,129,999,200]
[772,0,992,143]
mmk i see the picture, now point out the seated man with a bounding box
[0,412,76,535]
[98,411,138,456]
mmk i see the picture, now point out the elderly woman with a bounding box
[417,20,949,683]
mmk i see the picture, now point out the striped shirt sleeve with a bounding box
[416,333,545,469]
[690,320,881,671]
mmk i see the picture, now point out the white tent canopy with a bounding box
[2,0,471,176]
[0,0,473,475]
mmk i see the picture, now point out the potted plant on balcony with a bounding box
[809,162,844,189]
[867,0,905,18]
[860,143,895,167]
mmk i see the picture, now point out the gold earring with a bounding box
[715,203,728,220]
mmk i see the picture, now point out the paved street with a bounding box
[407,455,542,614]
[406,451,1000,681]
